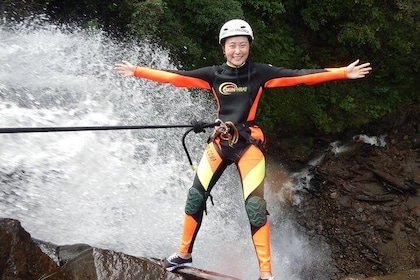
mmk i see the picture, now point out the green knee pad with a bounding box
[245,196,267,228]
[185,187,204,215]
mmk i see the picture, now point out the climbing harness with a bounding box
[210,119,239,147]
[207,119,265,153]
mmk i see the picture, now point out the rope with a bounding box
[0,120,221,170]
[182,120,221,170]
[0,124,193,134]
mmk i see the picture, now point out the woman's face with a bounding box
[222,36,250,67]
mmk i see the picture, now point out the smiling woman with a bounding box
[115,18,371,280]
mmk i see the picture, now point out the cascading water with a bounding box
[0,17,333,279]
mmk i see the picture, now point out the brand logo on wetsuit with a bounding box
[219,82,248,95]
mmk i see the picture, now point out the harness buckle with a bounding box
[211,119,239,147]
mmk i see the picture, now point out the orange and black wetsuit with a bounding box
[134,62,347,273]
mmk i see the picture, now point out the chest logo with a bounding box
[219,82,248,95]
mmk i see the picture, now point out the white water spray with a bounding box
[0,17,332,279]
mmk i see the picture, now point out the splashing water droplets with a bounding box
[0,17,333,279]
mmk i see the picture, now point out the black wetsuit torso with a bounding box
[134,61,347,125]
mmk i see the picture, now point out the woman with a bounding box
[115,19,372,280]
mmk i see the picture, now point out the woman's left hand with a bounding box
[346,59,372,79]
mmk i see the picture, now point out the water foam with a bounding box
[0,16,332,279]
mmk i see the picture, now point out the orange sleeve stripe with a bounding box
[134,66,211,89]
[247,88,263,121]
[264,68,347,88]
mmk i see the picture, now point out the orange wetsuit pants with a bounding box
[179,129,271,273]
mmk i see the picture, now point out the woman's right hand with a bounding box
[115,60,136,77]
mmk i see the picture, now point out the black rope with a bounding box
[0,120,221,169]
[0,124,193,134]
[182,120,221,170]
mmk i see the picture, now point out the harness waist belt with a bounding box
[209,120,263,151]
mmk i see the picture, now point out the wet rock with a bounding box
[57,243,92,265]
[175,267,241,280]
[342,268,420,279]
[0,218,239,280]
[289,106,419,279]
[0,218,59,280]
[55,248,180,280]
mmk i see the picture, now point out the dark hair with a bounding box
[220,35,253,46]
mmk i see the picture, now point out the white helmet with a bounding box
[219,19,254,44]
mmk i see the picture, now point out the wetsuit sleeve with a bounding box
[262,65,347,88]
[134,66,212,89]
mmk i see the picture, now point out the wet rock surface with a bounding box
[0,219,59,280]
[0,219,237,280]
[288,106,419,279]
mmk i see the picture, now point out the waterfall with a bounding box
[0,16,333,279]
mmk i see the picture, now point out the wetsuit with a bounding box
[133,62,347,273]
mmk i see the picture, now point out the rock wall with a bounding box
[291,105,419,279]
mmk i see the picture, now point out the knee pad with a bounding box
[245,196,267,228]
[185,187,204,215]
